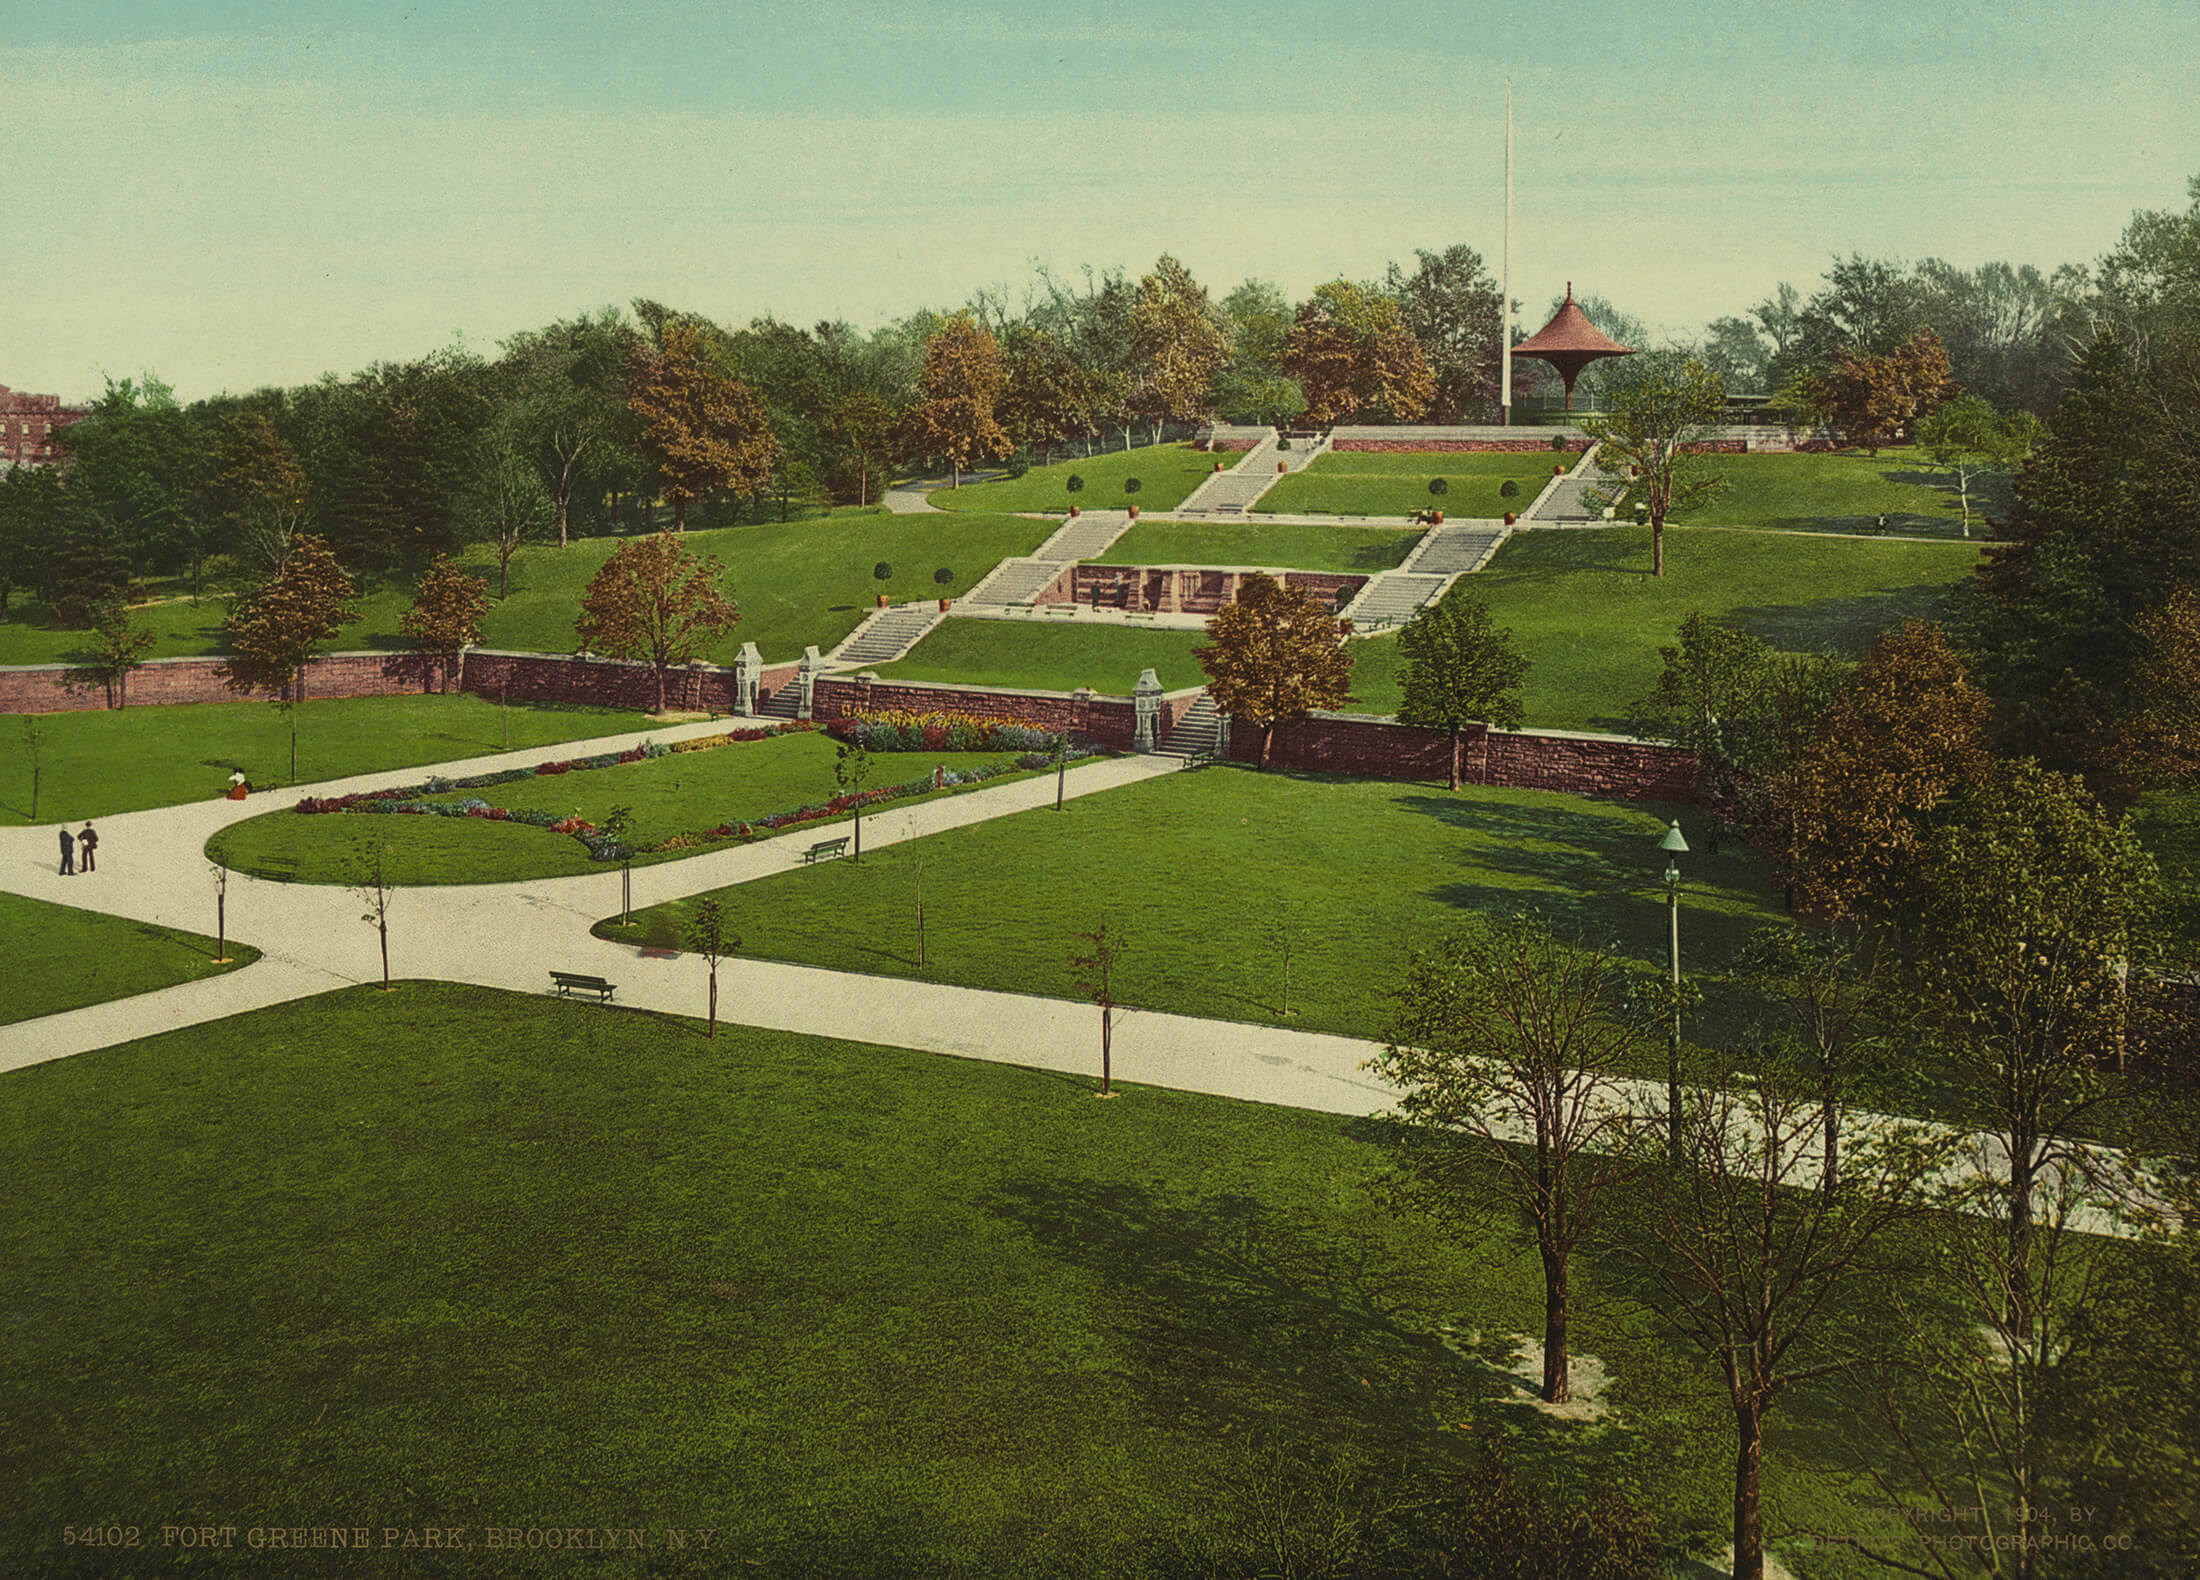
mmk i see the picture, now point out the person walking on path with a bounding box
[57,827,74,877]
[77,822,99,874]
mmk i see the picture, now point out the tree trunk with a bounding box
[554,469,572,549]
[654,664,667,714]
[1100,1003,1113,1094]
[2006,1128,2038,1332]
[1732,1400,1765,1580]
[377,919,390,989]
[673,497,686,532]
[1652,518,1666,577]
[707,967,717,1038]
[1823,1083,1841,1193]
[1257,725,1272,771]
[1540,1243,1571,1403]
[1449,727,1462,792]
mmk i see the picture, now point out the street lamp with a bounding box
[1658,819,1689,1164]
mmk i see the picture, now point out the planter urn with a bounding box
[1503,511,1517,525]
[1069,504,1080,517]
[876,593,889,608]
[938,597,951,612]
[1127,503,1139,519]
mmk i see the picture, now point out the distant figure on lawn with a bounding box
[228,770,249,801]
[58,827,74,876]
[77,823,99,873]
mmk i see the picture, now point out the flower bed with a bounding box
[291,723,812,815]
[827,709,1065,754]
[291,726,1097,863]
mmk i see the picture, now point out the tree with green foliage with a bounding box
[1581,357,1729,577]
[821,390,899,505]
[1193,573,1354,770]
[399,556,492,692]
[500,308,642,548]
[1627,1059,1948,1580]
[465,448,552,599]
[1917,392,2040,536]
[212,410,311,575]
[68,601,156,709]
[46,527,134,629]
[573,532,740,713]
[903,312,1011,487]
[1394,593,1528,789]
[1734,924,1882,1192]
[1905,759,2158,1312]
[220,534,362,782]
[1384,244,1503,423]
[1127,254,1229,443]
[1375,914,1640,1404]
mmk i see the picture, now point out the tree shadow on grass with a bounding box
[981,1176,1539,1466]
[1729,580,1958,658]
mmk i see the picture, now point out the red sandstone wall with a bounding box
[1051,565,1363,615]
[0,648,805,717]
[1333,439,1591,453]
[1223,713,1702,803]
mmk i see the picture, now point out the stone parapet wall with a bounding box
[1222,711,1702,802]
[1333,438,1592,454]
[0,647,808,718]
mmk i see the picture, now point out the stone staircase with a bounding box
[961,510,1136,610]
[1400,523,1509,575]
[1161,693,1225,759]
[1340,572,1450,631]
[1174,430,1329,516]
[829,603,945,666]
[1525,444,1625,523]
[760,682,803,719]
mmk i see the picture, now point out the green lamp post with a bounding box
[1658,818,1690,1163]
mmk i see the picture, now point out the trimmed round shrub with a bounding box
[933,567,955,587]
[1066,474,1085,494]
[873,562,893,582]
[1277,438,1293,451]
[1550,433,1570,451]
[1499,478,1521,499]
[1123,477,1142,496]
[1428,477,1448,497]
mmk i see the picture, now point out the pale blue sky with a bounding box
[5,0,2196,401]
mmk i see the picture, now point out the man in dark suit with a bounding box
[77,822,99,873]
[58,827,74,876]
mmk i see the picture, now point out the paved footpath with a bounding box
[0,723,2175,1236]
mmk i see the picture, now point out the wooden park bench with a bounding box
[801,836,851,865]
[549,971,617,1002]
[1039,603,1079,617]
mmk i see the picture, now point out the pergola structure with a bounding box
[1512,284,1633,411]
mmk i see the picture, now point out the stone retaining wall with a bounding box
[0,648,807,717]
[1333,438,1593,454]
[1222,711,1702,802]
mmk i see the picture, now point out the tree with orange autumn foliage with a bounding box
[1194,573,1354,769]
[903,312,1010,487]
[1775,620,1990,919]
[628,319,779,530]
[573,532,740,712]
[1280,280,1434,425]
[399,556,492,692]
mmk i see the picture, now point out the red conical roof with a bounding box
[1513,283,1633,357]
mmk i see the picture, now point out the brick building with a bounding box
[0,384,87,467]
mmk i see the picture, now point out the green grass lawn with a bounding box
[1262,451,1551,519]
[1678,450,2012,538]
[871,619,1209,694]
[0,980,1969,1577]
[1092,520,1422,573]
[204,731,1087,885]
[612,765,1782,1052]
[925,444,1221,515]
[0,891,260,1025]
[0,510,1053,668]
[1343,526,1979,729]
[2,694,656,827]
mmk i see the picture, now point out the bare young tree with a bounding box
[684,897,740,1040]
[1624,1062,1949,1580]
[1372,914,1640,1404]
[1068,921,1128,1097]
[355,843,396,991]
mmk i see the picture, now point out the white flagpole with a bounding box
[1501,78,1513,427]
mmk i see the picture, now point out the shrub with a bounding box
[1123,477,1142,496]
[1066,474,1084,494]
[933,567,955,588]
[1499,478,1521,499]
[872,562,892,582]
[1428,477,1448,496]
[1549,433,1570,451]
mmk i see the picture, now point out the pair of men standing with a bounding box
[57,823,99,876]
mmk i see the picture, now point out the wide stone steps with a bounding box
[963,557,1066,607]
[1161,694,1224,758]
[831,604,944,666]
[1403,524,1509,575]
[760,683,803,719]
[1342,573,1448,630]
[1037,512,1136,561]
